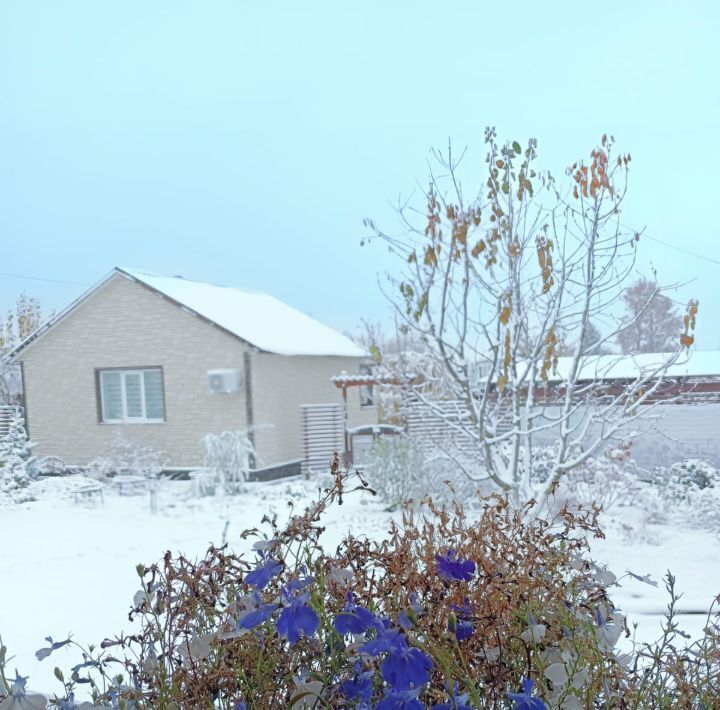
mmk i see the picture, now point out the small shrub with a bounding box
[86,430,166,483]
[558,444,642,513]
[363,434,426,507]
[678,485,720,535]
[203,430,255,495]
[528,445,558,484]
[652,458,720,493]
[363,434,479,509]
[646,459,720,535]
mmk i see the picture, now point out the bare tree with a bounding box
[0,293,43,404]
[585,320,613,356]
[617,277,682,353]
[0,293,43,349]
[365,129,697,502]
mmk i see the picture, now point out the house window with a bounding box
[359,363,374,407]
[98,368,165,423]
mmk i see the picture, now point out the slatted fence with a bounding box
[0,406,19,439]
[404,397,479,462]
[300,403,345,475]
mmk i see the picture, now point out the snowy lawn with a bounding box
[1,474,718,696]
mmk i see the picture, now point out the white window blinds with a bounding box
[99,369,165,423]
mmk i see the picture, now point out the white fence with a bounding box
[406,395,720,469]
[404,396,480,463]
[300,403,345,474]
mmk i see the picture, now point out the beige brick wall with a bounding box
[20,274,250,466]
[247,354,378,467]
[19,273,378,468]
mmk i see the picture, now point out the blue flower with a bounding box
[376,688,424,710]
[397,594,424,630]
[234,702,247,710]
[431,686,473,710]
[277,593,319,644]
[454,619,474,641]
[339,666,374,704]
[59,693,86,710]
[244,557,283,590]
[451,598,472,618]
[5,673,49,708]
[436,550,475,582]
[238,601,279,629]
[334,598,382,635]
[284,576,314,594]
[35,635,71,661]
[8,673,29,699]
[358,628,406,657]
[381,645,433,691]
[506,678,547,710]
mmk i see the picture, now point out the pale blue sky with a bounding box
[1,1,719,345]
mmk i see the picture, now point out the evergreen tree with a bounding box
[0,409,37,501]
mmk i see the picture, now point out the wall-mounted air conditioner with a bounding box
[207,369,243,394]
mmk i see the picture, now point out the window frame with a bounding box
[97,367,166,424]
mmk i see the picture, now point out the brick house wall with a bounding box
[250,353,377,466]
[18,273,376,467]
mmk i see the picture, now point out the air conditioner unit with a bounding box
[207,369,243,394]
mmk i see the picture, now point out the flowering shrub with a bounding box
[1,460,719,708]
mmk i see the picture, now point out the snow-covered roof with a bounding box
[331,371,421,387]
[546,350,720,382]
[117,268,365,357]
[5,268,366,360]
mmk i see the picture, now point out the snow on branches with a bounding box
[366,130,698,503]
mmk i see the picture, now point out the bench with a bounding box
[73,482,105,504]
[112,475,147,495]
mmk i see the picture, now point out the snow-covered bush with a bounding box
[640,483,667,522]
[87,430,165,481]
[363,434,479,509]
[640,459,720,535]
[0,409,37,503]
[85,455,116,483]
[189,468,219,497]
[651,458,720,494]
[528,445,558,485]
[203,430,255,495]
[685,487,720,530]
[526,441,642,514]
[85,431,166,513]
[557,445,642,513]
[362,435,425,507]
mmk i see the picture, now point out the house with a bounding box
[531,351,720,467]
[349,350,720,470]
[5,267,378,474]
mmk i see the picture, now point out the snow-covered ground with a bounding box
[1,474,718,696]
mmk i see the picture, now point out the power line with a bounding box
[0,271,89,287]
[642,234,720,268]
